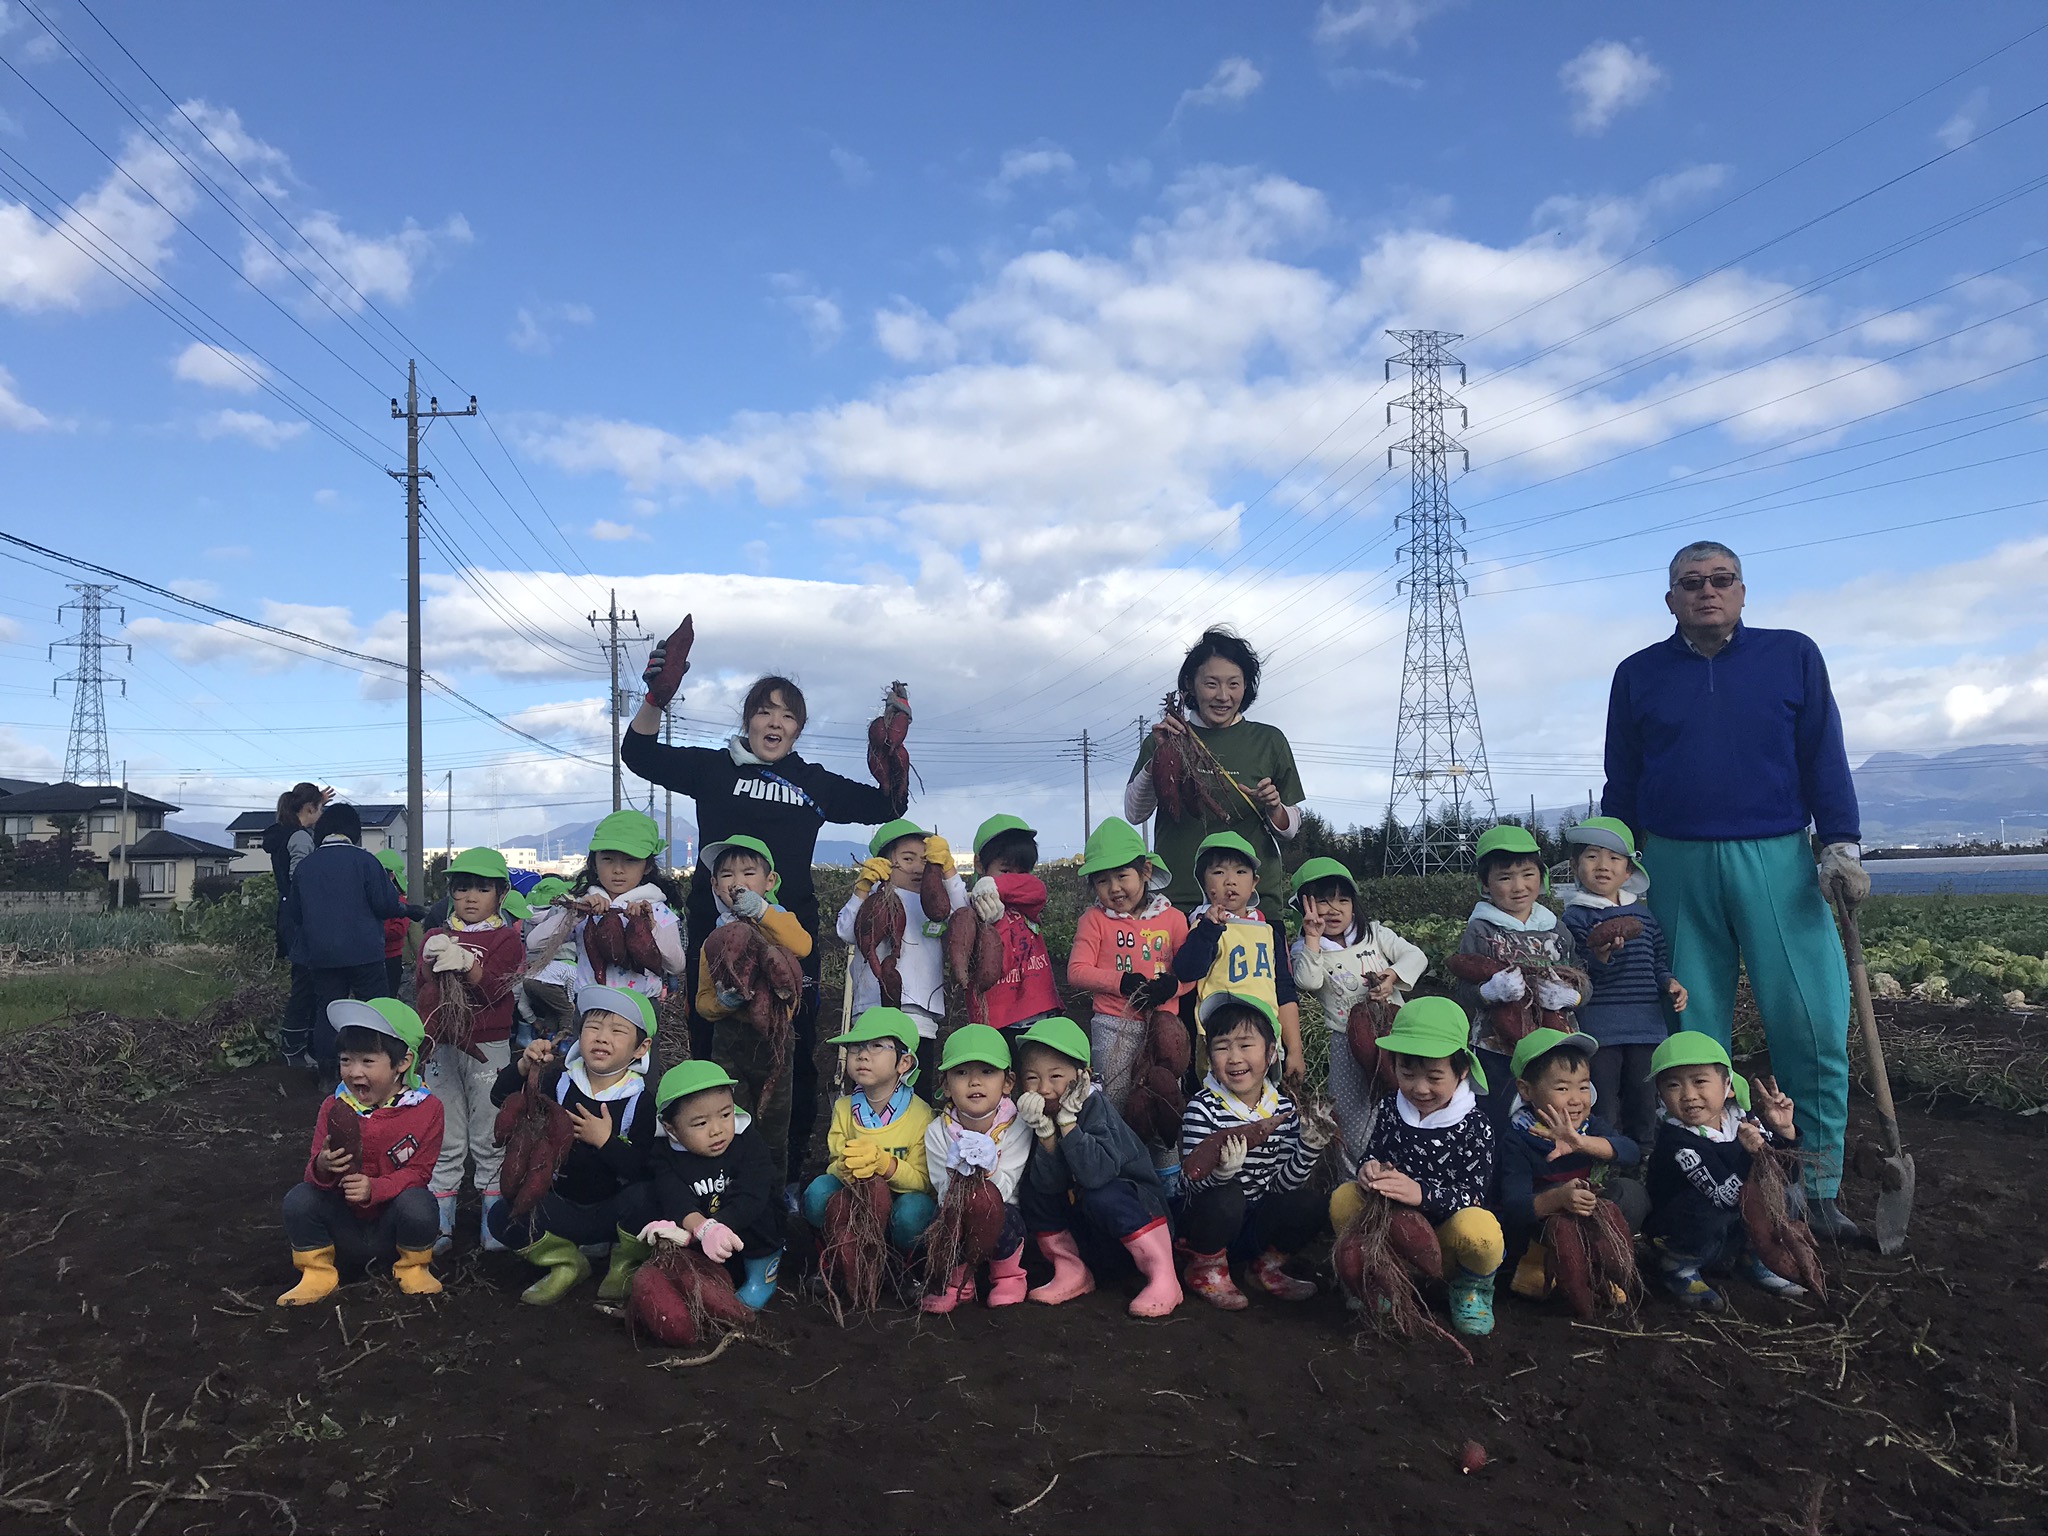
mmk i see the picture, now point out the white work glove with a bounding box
[427,935,473,974]
[1479,967,1526,1003]
[638,1219,691,1249]
[695,1219,742,1263]
[1216,1135,1248,1179]
[1057,1079,1090,1128]
[1817,842,1869,906]
[1014,1091,1056,1139]
[729,887,768,921]
[952,1129,998,1173]
[1535,978,1580,1012]
[970,877,1004,925]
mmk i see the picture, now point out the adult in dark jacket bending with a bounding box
[622,657,907,1179]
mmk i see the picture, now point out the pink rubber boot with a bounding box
[1120,1219,1183,1317]
[985,1247,1030,1307]
[1027,1230,1097,1304]
[920,1266,975,1314]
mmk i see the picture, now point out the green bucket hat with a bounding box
[1016,1016,1092,1068]
[447,846,509,881]
[701,833,778,875]
[972,813,1034,859]
[1649,1030,1732,1079]
[326,998,429,1085]
[1565,816,1649,895]
[1289,856,1358,905]
[577,983,658,1039]
[501,889,533,922]
[1078,817,1170,891]
[1196,989,1279,1035]
[868,818,928,859]
[589,809,666,861]
[1475,824,1548,892]
[1374,995,1488,1091]
[1194,830,1261,874]
[1509,1025,1597,1081]
[937,1022,1012,1073]
[1731,1071,1752,1113]
[655,1059,739,1114]
[531,875,571,904]
[829,1005,920,1054]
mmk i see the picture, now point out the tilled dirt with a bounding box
[0,1032,2044,1535]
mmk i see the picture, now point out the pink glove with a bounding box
[695,1219,741,1263]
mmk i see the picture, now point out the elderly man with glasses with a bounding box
[1601,540,1866,1241]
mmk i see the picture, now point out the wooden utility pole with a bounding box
[390,361,476,901]
[1080,729,1092,845]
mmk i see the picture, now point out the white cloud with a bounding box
[0,120,191,312]
[196,409,307,448]
[986,143,1078,201]
[589,519,648,542]
[166,577,220,601]
[829,145,872,188]
[770,273,843,351]
[1175,57,1264,119]
[509,301,595,355]
[1937,86,1989,151]
[244,210,471,310]
[172,342,266,392]
[313,488,339,506]
[1314,0,1457,50]
[0,364,53,430]
[1560,40,1666,135]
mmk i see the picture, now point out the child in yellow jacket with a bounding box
[801,1006,937,1250]
[695,836,814,1186]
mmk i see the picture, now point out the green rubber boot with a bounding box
[1447,1268,1497,1337]
[519,1231,591,1306]
[596,1226,652,1302]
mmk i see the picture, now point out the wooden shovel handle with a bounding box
[1833,893,1906,1159]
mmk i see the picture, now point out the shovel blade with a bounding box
[1874,1151,1916,1257]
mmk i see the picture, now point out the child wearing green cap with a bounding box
[523,810,685,1004]
[417,847,526,1254]
[375,850,412,998]
[488,984,662,1304]
[838,820,967,1067]
[1171,832,1302,1081]
[1330,997,1503,1335]
[647,1060,786,1310]
[1013,1017,1181,1317]
[920,1023,1032,1312]
[278,999,444,1306]
[1065,817,1188,1110]
[1559,818,1688,1150]
[802,1006,938,1252]
[1496,1028,1646,1306]
[1643,1033,1807,1310]
[963,815,1063,1034]
[1452,825,1591,1123]
[1178,995,1328,1310]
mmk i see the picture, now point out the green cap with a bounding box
[1565,816,1648,894]
[326,998,429,1085]
[701,834,777,875]
[1475,824,1547,892]
[1650,1030,1732,1078]
[590,809,666,860]
[1079,817,1162,885]
[577,983,658,1038]
[972,813,1034,859]
[829,1005,920,1053]
[655,1059,739,1113]
[868,818,928,858]
[1016,1016,1092,1068]
[1196,989,1279,1034]
[501,889,533,922]
[937,1023,1012,1073]
[1731,1071,1752,1112]
[1289,856,1358,904]
[374,849,407,890]
[1194,831,1261,873]
[531,875,572,906]
[1374,995,1487,1092]
[1510,1026,1597,1081]
[447,847,509,880]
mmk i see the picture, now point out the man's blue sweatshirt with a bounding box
[1602,623,1859,845]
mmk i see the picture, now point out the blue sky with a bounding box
[2,1,2046,853]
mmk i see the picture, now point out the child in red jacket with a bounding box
[967,815,1062,1036]
[417,848,526,1254]
[375,850,412,997]
[279,999,444,1305]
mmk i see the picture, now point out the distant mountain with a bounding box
[815,839,871,867]
[1852,744,2048,845]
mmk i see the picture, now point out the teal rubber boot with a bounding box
[1447,1269,1497,1336]
[736,1247,783,1311]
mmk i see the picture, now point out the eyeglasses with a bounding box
[1672,572,1740,593]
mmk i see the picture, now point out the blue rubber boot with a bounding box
[737,1247,783,1311]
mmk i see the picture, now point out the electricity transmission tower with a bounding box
[1382,330,1496,875]
[49,583,129,785]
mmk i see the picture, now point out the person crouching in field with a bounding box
[921,1024,1031,1313]
[648,1062,787,1311]
[1013,1018,1181,1317]
[802,1006,938,1254]
[490,985,661,1306]
[278,1000,442,1306]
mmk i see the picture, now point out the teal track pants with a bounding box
[1641,833,1851,1197]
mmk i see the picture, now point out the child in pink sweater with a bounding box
[1065,817,1186,1110]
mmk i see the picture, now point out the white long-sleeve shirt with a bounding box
[1289,922,1431,1026]
[835,875,968,1031]
[924,1102,1030,1205]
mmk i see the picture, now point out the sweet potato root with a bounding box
[866,683,913,812]
[627,1243,751,1347]
[1150,694,1229,824]
[1544,1201,1640,1319]
[1146,1006,1191,1077]
[855,886,907,1007]
[582,910,627,977]
[1586,914,1644,952]
[820,1175,896,1323]
[1741,1147,1827,1299]
[325,1102,362,1165]
[494,1058,573,1218]
[921,1170,1008,1303]
[919,859,952,924]
[1181,1114,1287,1185]
[1346,995,1398,1090]
[1331,1188,1471,1364]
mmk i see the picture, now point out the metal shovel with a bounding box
[1832,893,1917,1255]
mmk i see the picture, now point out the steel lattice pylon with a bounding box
[1382,330,1496,875]
[49,584,128,787]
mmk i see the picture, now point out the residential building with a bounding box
[0,780,178,860]
[104,829,241,908]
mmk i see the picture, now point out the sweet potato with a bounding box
[921,1169,1009,1304]
[1331,1188,1471,1364]
[325,1102,363,1165]
[866,683,913,812]
[1586,914,1644,952]
[1387,1206,1444,1281]
[820,1175,896,1323]
[1547,1211,1596,1319]
[1446,954,1512,984]
[626,1243,750,1347]
[493,1059,574,1218]
[642,614,695,710]
[582,910,628,977]
[919,859,952,924]
[622,904,664,976]
[1181,1114,1287,1185]
[1146,1007,1192,1077]
[1740,1147,1827,1299]
[1150,693,1228,823]
[1543,1200,1640,1318]
[854,886,907,1007]
[1122,1065,1185,1147]
[943,908,978,993]
[1346,995,1398,1089]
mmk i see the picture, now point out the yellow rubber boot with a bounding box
[1511,1241,1551,1300]
[277,1246,339,1307]
[393,1246,443,1296]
